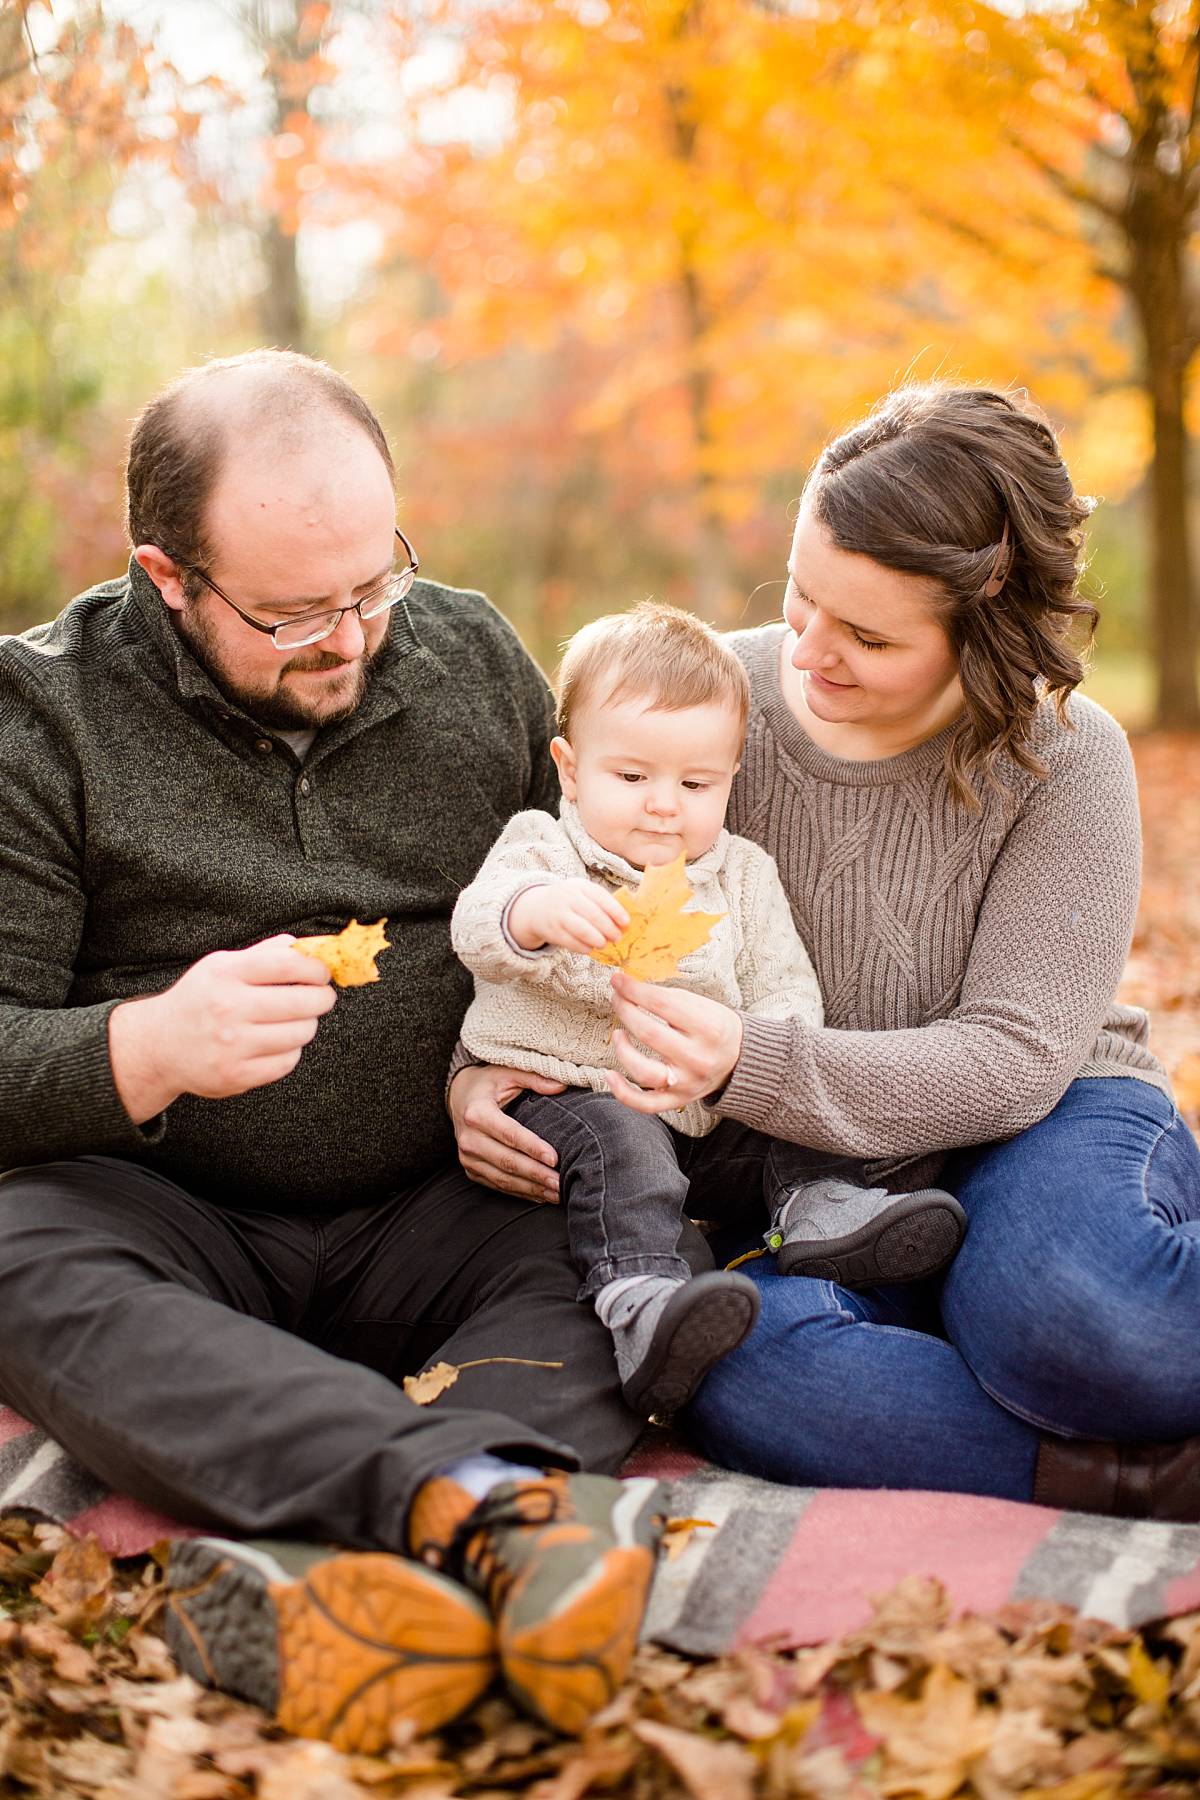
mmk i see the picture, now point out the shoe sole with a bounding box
[500,1541,657,1735]
[622,1271,761,1415]
[165,1538,496,1752]
[776,1190,967,1288]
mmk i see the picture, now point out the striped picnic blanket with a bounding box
[5,1406,1200,1654]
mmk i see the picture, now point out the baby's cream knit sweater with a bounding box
[451,800,824,1136]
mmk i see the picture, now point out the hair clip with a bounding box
[983,517,1011,598]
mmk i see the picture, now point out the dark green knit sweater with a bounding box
[0,559,556,1210]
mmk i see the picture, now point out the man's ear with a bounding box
[133,545,188,614]
[549,735,578,801]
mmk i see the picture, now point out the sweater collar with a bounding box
[124,555,446,752]
[557,797,731,883]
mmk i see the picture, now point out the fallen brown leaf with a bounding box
[403,1355,564,1404]
[20,1618,100,1684]
[634,1716,757,1800]
[33,1534,115,1634]
[856,1662,995,1800]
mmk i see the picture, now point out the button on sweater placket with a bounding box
[293,769,321,858]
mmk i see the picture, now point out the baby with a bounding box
[451,603,965,1415]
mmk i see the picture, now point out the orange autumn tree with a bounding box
[985,0,1200,728]
[0,2,204,623]
[367,0,1159,637]
[855,0,1200,727]
[374,0,996,623]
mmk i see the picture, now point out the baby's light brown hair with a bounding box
[555,601,750,743]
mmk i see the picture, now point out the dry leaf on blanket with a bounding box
[403,1356,564,1405]
[293,917,390,986]
[589,853,723,983]
[661,1516,717,1562]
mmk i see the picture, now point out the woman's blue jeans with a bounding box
[687,1079,1200,1501]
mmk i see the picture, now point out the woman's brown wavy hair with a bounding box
[805,383,1097,810]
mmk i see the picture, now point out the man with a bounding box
[0,350,670,1752]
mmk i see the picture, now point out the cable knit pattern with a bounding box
[451,798,824,1136]
[715,625,1171,1189]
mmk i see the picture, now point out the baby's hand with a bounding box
[508,879,630,954]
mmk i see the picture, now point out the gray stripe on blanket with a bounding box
[0,1428,48,1492]
[645,1470,818,1658]
[0,1427,109,1523]
[1014,1512,1200,1630]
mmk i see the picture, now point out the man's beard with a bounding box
[173,603,379,729]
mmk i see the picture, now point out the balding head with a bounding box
[125,349,395,583]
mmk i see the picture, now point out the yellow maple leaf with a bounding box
[293,917,390,987]
[589,853,723,983]
[1126,1637,1172,1714]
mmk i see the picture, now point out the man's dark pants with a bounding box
[0,1155,704,1551]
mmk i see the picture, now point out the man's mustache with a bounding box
[283,650,360,674]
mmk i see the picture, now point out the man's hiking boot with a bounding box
[606,1270,761,1415]
[410,1469,667,1734]
[164,1536,496,1753]
[767,1179,967,1288]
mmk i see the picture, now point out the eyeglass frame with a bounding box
[162,526,419,651]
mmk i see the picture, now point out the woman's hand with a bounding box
[448,1063,564,1202]
[606,970,743,1114]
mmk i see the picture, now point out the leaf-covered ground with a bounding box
[2,730,1198,1800]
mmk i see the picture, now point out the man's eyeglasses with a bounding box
[165,527,419,651]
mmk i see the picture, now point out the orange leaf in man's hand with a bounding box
[293,918,390,986]
[589,854,723,983]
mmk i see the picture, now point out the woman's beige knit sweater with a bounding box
[714,625,1171,1190]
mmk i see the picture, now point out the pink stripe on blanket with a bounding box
[1163,1565,1200,1617]
[70,1496,201,1559]
[0,1408,35,1447]
[735,1488,1059,1648]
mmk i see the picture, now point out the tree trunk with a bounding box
[259,215,307,350]
[1120,50,1200,729]
[662,1,737,625]
[1141,319,1200,728]
[242,0,314,356]
[677,259,737,624]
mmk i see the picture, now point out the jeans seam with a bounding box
[532,1092,616,1276]
[967,1366,1093,1438]
[1140,1108,1178,1214]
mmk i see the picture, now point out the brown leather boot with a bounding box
[1034,1434,1200,1520]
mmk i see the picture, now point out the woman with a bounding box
[451,383,1200,1518]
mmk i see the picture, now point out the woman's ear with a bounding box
[550,735,578,800]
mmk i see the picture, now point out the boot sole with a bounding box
[500,1541,656,1735]
[776,1190,967,1289]
[165,1538,496,1753]
[621,1271,761,1415]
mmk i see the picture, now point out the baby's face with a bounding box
[551,692,744,868]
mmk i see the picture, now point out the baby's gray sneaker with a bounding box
[607,1271,761,1416]
[768,1179,966,1289]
